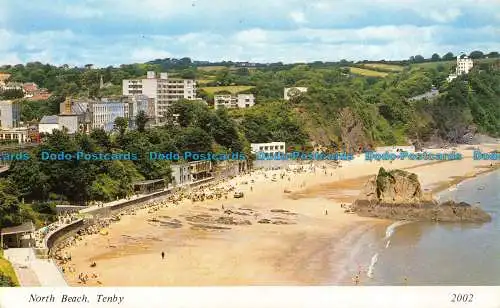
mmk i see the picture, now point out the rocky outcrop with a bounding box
[338,107,371,153]
[352,168,491,223]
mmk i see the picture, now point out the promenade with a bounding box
[4,175,217,286]
[4,248,67,286]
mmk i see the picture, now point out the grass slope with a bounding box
[362,63,405,72]
[348,67,389,77]
[0,251,19,286]
[201,86,255,94]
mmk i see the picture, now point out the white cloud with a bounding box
[290,11,307,24]
[234,29,268,44]
[424,8,462,23]
[130,48,172,63]
[0,53,22,65]
[62,6,103,19]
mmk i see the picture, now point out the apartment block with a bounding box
[0,100,21,129]
[90,98,129,132]
[214,94,255,109]
[122,71,197,122]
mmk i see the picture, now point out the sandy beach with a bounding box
[60,146,499,286]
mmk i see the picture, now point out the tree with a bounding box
[0,89,24,99]
[0,179,21,228]
[431,53,441,61]
[114,117,128,136]
[487,51,499,58]
[413,55,425,63]
[469,50,484,59]
[135,111,148,132]
[442,52,455,61]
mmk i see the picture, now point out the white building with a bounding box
[90,99,129,132]
[0,128,29,144]
[171,161,213,186]
[38,115,59,134]
[122,71,197,122]
[284,87,308,100]
[214,94,255,109]
[447,55,474,82]
[250,142,286,155]
[171,164,192,186]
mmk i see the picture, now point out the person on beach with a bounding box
[353,275,360,285]
[161,251,165,260]
[325,209,328,215]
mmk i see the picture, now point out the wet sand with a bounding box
[61,146,499,286]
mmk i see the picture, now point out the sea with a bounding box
[346,169,500,286]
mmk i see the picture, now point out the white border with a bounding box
[1,287,499,308]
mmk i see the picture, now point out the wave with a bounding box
[385,240,391,248]
[384,220,410,240]
[366,253,379,279]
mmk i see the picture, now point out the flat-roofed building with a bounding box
[0,100,21,129]
[122,71,197,122]
[0,127,29,144]
[214,94,255,109]
[250,142,286,155]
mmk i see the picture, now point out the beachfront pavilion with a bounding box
[0,221,36,248]
[133,179,166,194]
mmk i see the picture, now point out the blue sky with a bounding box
[0,0,499,66]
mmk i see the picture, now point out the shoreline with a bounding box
[57,147,499,286]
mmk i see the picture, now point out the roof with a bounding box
[40,115,59,124]
[1,221,35,235]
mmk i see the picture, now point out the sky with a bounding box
[0,0,499,66]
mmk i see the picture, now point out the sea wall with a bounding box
[44,219,85,251]
[43,177,217,250]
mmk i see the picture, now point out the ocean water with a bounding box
[359,170,500,286]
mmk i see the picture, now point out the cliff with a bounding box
[351,168,491,223]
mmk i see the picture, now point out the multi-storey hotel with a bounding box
[122,71,197,122]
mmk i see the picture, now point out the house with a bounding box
[214,94,255,109]
[22,83,39,98]
[38,115,60,134]
[447,54,474,82]
[284,87,308,100]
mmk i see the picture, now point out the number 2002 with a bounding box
[451,293,473,303]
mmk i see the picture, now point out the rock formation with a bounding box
[352,167,491,223]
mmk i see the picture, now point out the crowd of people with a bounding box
[40,161,346,285]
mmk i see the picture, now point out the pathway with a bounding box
[3,248,67,286]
